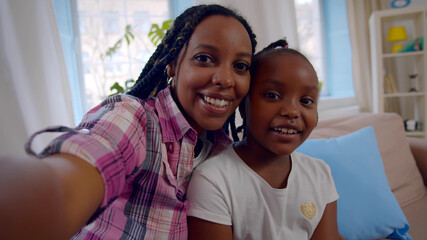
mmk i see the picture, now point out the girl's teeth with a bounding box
[273,128,298,134]
[204,96,229,107]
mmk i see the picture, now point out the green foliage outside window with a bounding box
[106,20,173,96]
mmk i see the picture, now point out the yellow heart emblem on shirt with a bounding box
[301,203,316,220]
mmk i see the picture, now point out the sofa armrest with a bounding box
[408,137,427,186]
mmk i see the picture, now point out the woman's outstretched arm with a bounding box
[0,154,104,239]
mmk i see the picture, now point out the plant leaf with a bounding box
[162,20,174,30]
[109,82,125,96]
[124,79,135,90]
[125,35,130,45]
[125,24,132,32]
[128,31,134,39]
[148,20,173,46]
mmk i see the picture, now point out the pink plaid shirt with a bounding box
[39,87,231,239]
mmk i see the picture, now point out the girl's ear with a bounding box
[167,63,176,77]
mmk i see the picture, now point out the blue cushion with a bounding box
[296,126,412,240]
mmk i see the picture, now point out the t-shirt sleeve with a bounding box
[321,159,339,204]
[41,95,148,208]
[187,168,232,226]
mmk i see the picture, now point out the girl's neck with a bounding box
[234,139,292,189]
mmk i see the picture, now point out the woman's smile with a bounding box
[170,15,252,135]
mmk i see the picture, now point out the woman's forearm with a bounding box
[0,154,104,239]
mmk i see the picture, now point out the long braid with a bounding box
[127,4,257,100]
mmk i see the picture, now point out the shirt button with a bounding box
[78,129,90,134]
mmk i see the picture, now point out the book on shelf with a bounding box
[383,73,401,114]
[384,74,398,94]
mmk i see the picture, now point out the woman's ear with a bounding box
[166,63,176,77]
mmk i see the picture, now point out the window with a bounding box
[79,12,87,35]
[295,0,357,117]
[102,12,120,34]
[295,0,354,98]
[75,0,169,110]
[133,12,151,33]
[58,0,356,121]
[53,0,86,124]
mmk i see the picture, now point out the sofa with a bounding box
[301,112,427,239]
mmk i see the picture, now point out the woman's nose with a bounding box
[212,66,234,88]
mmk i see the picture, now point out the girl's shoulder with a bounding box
[291,152,333,179]
[194,145,239,175]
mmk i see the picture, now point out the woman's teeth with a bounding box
[204,96,229,107]
[273,128,298,134]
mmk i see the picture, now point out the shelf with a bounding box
[383,51,425,58]
[405,131,425,137]
[369,5,427,138]
[384,92,425,97]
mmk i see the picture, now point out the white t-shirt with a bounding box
[192,131,212,170]
[187,144,339,240]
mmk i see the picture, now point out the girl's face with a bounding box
[169,15,252,135]
[244,53,319,157]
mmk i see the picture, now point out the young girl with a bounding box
[0,4,257,239]
[187,40,342,239]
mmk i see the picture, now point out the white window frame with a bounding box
[295,0,359,119]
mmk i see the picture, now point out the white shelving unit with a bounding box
[369,6,427,138]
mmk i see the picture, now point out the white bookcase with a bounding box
[369,6,427,138]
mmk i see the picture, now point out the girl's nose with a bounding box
[280,102,299,119]
[212,67,234,88]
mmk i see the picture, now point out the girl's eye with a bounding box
[265,92,280,100]
[194,54,214,64]
[301,97,315,106]
[234,62,250,72]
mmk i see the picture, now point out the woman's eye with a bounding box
[234,62,249,72]
[194,54,213,63]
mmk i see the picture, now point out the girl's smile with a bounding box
[241,52,319,159]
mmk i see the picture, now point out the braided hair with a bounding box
[127,4,257,99]
[232,38,317,141]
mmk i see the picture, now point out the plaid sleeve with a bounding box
[42,95,150,207]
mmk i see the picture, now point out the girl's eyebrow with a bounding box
[261,79,319,91]
[262,78,284,87]
[306,85,319,91]
[193,44,252,58]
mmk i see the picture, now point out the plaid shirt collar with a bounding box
[155,86,197,145]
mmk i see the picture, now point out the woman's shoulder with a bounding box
[86,94,154,117]
[83,93,174,129]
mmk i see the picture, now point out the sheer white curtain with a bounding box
[0,0,74,156]
[346,0,389,112]
[194,0,299,51]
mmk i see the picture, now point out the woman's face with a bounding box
[169,15,252,135]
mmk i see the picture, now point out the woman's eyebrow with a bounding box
[193,44,252,58]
